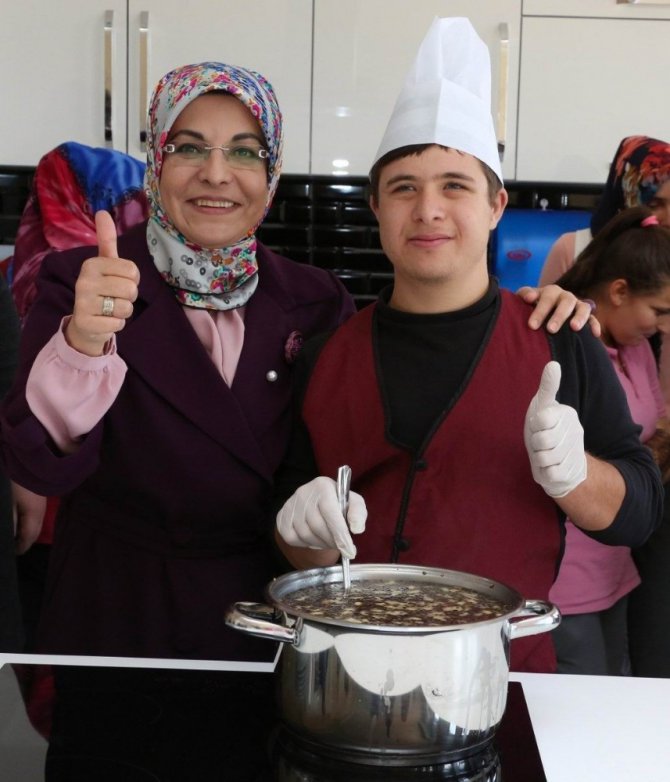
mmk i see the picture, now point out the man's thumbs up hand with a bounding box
[524,361,587,498]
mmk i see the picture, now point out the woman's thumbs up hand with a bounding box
[66,211,140,355]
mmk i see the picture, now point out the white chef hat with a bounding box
[372,16,502,183]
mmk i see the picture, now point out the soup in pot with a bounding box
[281,579,516,627]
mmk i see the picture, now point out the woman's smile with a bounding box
[191,197,238,209]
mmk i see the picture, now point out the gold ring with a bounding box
[101,296,115,317]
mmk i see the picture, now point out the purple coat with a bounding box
[0,222,355,660]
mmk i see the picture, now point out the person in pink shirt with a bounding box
[550,206,670,675]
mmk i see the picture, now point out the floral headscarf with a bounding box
[144,62,284,310]
[591,135,670,235]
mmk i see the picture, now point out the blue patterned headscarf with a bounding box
[144,62,284,310]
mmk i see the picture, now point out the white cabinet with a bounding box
[516,0,670,182]
[523,0,670,20]
[312,0,670,182]
[311,0,521,178]
[0,1,127,166]
[125,1,312,172]
[0,1,312,172]
[4,1,669,182]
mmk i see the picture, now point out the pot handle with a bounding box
[507,599,561,640]
[225,601,299,645]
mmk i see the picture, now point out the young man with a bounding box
[274,18,662,672]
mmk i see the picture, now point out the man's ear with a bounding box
[489,188,508,230]
[608,278,629,306]
[369,194,379,221]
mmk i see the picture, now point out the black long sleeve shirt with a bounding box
[275,280,662,550]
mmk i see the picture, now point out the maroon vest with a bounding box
[302,290,561,672]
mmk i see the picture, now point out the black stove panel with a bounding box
[0,664,546,781]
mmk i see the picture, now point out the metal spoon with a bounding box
[336,465,352,593]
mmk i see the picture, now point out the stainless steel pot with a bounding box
[225,563,560,766]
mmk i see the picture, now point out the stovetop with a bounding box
[0,663,546,781]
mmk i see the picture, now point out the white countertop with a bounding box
[2,654,668,780]
[510,671,670,781]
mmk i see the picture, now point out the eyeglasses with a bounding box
[163,142,269,169]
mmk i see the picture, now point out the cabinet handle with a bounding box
[139,11,150,150]
[104,10,114,146]
[496,22,509,162]
[617,0,670,4]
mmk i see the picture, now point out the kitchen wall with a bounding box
[0,166,601,307]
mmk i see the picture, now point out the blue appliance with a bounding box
[491,208,591,290]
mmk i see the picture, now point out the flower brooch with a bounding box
[284,330,304,364]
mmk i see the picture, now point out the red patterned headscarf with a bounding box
[591,135,670,235]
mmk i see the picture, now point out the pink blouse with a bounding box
[549,339,664,614]
[26,307,245,453]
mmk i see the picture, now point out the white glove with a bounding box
[276,476,367,559]
[524,361,587,498]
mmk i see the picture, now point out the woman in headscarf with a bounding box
[590,136,670,236]
[540,136,670,285]
[539,136,670,398]
[0,62,355,661]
